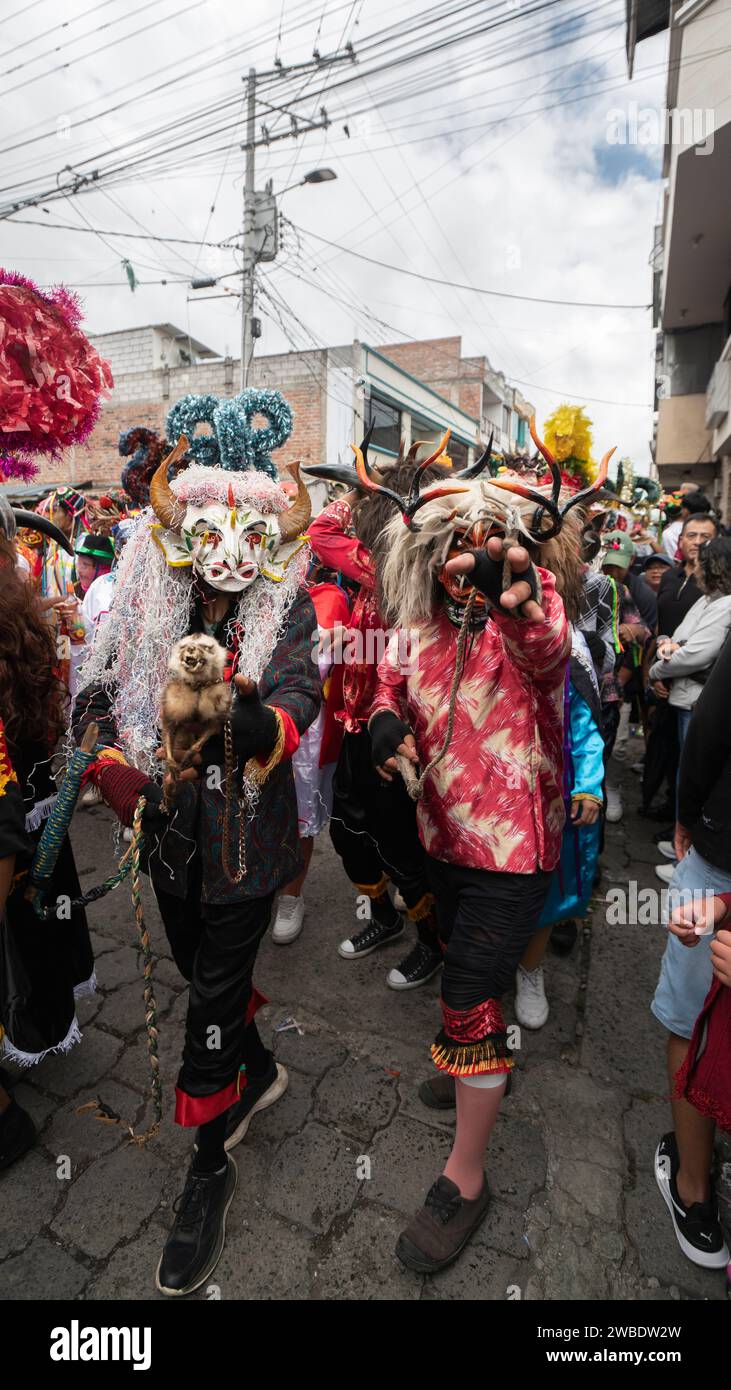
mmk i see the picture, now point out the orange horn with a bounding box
[529,415,556,467]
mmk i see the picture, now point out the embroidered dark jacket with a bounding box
[73,589,322,903]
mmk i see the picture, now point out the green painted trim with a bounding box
[368,381,475,449]
[364,344,480,428]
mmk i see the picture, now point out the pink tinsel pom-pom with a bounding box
[0,268,113,469]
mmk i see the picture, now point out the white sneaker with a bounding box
[605,786,623,822]
[81,784,102,808]
[657,840,677,861]
[655,863,675,885]
[514,964,549,1030]
[271,895,305,944]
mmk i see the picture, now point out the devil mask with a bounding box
[148,436,311,592]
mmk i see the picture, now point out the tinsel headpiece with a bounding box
[165,389,294,479]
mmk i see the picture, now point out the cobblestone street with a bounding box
[2,746,729,1302]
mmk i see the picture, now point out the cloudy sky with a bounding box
[1,0,669,467]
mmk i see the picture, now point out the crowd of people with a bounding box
[1,407,730,1299]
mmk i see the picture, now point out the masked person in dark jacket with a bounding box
[72,410,320,1298]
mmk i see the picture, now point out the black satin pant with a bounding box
[154,878,273,1114]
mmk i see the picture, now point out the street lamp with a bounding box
[276,167,338,196]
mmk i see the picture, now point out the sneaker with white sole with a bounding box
[222,1060,288,1151]
[655,862,675,885]
[339,912,404,959]
[514,964,549,1029]
[605,786,623,823]
[271,894,305,944]
[657,840,677,861]
[80,783,102,808]
[655,1131,729,1269]
[387,940,442,991]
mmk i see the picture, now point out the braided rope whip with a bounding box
[397,589,477,801]
[33,842,136,920]
[127,794,162,1145]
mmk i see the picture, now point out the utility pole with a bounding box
[235,45,354,391]
[241,67,257,391]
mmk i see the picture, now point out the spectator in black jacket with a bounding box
[656,513,719,642]
[650,633,731,1271]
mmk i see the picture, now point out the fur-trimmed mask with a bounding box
[148,436,311,592]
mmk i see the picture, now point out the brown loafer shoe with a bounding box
[418,1074,457,1109]
[418,1072,512,1109]
[396,1174,490,1273]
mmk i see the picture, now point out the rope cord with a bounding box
[398,590,477,801]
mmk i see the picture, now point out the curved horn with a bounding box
[452,428,496,481]
[351,443,406,511]
[149,435,189,532]
[10,509,74,555]
[278,461,312,542]
[302,461,365,488]
[560,447,616,520]
[406,428,454,508]
[529,415,562,507]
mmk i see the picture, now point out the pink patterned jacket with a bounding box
[370,569,571,874]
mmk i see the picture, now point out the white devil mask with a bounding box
[148,436,311,591]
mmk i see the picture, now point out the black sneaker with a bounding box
[155,1155,237,1296]
[387,940,442,990]
[549,920,578,957]
[338,913,404,959]
[655,1132,729,1269]
[223,1060,288,1152]
[0,1098,36,1171]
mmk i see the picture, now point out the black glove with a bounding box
[467,547,541,615]
[204,684,278,769]
[140,782,168,835]
[369,711,413,769]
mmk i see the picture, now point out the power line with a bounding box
[3,215,225,246]
[3,0,201,97]
[1,0,130,72]
[287,222,652,310]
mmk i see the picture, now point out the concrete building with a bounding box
[628,0,731,515]
[34,325,532,501]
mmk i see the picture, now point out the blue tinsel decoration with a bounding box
[165,390,294,479]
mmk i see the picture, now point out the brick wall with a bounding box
[33,348,330,489]
[377,337,464,382]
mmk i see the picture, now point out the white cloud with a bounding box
[1,0,670,467]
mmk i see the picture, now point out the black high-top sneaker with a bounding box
[156,1155,237,1297]
[338,895,404,959]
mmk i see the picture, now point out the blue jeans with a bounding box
[651,846,731,1038]
[675,707,692,815]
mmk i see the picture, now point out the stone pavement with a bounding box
[1,739,729,1301]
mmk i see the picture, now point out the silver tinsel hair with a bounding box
[77,465,309,779]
